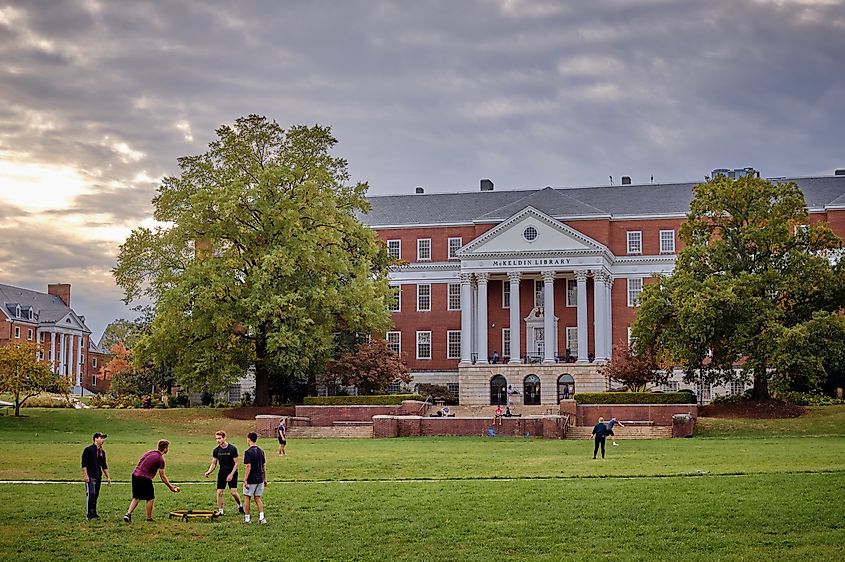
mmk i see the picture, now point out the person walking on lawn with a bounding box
[124,439,179,523]
[81,432,112,520]
[277,419,287,456]
[242,432,267,524]
[204,430,244,516]
[592,417,609,459]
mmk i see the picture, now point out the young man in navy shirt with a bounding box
[81,432,112,520]
[242,432,267,524]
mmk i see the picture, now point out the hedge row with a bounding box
[575,392,696,405]
[303,394,423,406]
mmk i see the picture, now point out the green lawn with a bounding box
[0,407,843,561]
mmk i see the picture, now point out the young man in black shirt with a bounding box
[81,432,112,520]
[204,430,243,515]
[592,417,608,459]
[242,432,267,524]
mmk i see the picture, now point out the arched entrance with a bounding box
[557,374,575,401]
[523,374,541,405]
[490,375,508,405]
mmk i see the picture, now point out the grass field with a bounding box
[0,407,843,561]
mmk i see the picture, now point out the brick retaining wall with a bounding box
[576,404,697,426]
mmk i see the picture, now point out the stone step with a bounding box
[286,426,373,439]
[565,426,672,439]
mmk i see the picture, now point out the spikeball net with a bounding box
[169,509,220,522]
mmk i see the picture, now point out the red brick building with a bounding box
[361,173,845,405]
[0,283,101,394]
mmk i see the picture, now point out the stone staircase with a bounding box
[447,405,556,417]
[564,425,672,439]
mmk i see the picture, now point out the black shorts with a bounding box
[278,437,286,445]
[216,470,238,489]
[608,429,615,436]
[131,475,155,501]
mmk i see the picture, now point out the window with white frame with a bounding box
[627,326,635,350]
[627,278,643,307]
[566,279,577,307]
[448,237,462,260]
[565,327,578,357]
[417,238,431,261]
[729,381,745,395]
[447,331,461,359]
[448,283,461,311]
[447,383,459,396]
[661,380,679,392]
[417,284,431,311]
[659,230,675,254]
[534,279,544,307]
[503,281,510,308]
[386,331,401,355]
[14,327,20,338]
[27,328,33,340]
[388,285,401,312]
[627,231,642,255]
[387,239,401,260]
[79,353,85,366]
[387,381,401,394]
[416,331,432,360]
[502,328,511,357]
[92,357,98,368]
[697,382,711,402]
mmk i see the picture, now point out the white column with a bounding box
[542,271,556,363]
[471,279,478,361]
[606,277,614,359]
[459,272,473,364]
[593,270,609,363]
[508,271,522,364]
[75,335,82,385]
[59,331,66,376]
[576,270,589,363]
[475,272,490,364]
[50,331,56,372]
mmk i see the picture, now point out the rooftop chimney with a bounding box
[415,186,424,194]
[48,283,71,307]
[835,169,845,176]
[621,176,631,185]
[480,179,494,191]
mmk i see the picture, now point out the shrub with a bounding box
[167,393,189,408]
[20,395,74,408]
[303,394,423,406]
[774,391,845,406]
[575,392,696,405]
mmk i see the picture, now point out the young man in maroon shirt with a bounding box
[123,439,179,523]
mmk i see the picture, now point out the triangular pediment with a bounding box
[458,206,609,257]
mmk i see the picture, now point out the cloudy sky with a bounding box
[1,0,844,338]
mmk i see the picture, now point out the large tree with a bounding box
[114,115,393,405]
[0,341,57,416]
[632,175,845,400]
[100,318,146,350]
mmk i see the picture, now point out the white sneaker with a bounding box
[259,518,267,524]
[613,442,619,446]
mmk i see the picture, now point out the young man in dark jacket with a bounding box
[592,417,608,459]
[81,432,112,520]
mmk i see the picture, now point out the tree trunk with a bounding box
[253,326,270,406]
[14,395,21,417]
[751,369,770,401]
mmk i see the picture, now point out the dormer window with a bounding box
[15,305,21,318]
[27,308,34,320]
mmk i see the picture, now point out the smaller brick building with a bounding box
[1,283,99,394]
